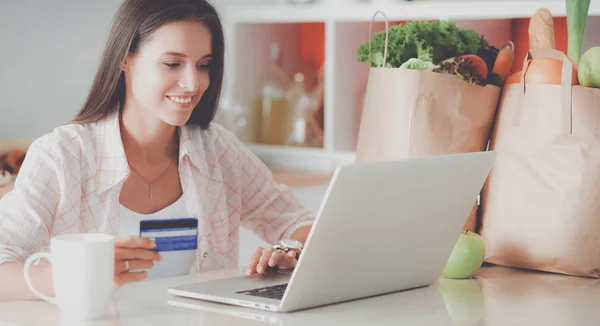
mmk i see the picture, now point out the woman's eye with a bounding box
[164,62,180,68]
[197,63,210,71]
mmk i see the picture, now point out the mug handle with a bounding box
[24,252,57,304]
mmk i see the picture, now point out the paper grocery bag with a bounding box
[355,11,501,232]
[480,48,600,278]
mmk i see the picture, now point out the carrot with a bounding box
[529,8,556,50]
[506,58,578,85]
[493,41,515,82]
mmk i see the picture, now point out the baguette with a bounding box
[529,8,556,50]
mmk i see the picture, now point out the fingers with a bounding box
[112,237,161,288]
[115,247,162,262]
[256,248,275,274]
[268,249,284,267]
[115,259,154,274]
[273,250,297,270]
[114,271,148,288]
[246,247,298,275]
[115,236,156,250]
[246,247,267,275]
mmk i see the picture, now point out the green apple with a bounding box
[442,230,485,279]
[578,46,600,88]
[437,278,484,325]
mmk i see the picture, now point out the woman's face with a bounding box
[123,20,212,126]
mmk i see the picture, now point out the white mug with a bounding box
[24,233,115,321]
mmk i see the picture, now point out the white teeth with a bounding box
[169,96,192,104]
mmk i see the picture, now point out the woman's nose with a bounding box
[178,67,199,92]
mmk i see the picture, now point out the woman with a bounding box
[0,0,314,301]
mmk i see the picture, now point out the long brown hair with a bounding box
[72,0,225,130]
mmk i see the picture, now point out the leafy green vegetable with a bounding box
[400,58,435,70]
[370,52,392,68]
[357,20,489,68]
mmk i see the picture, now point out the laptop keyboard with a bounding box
[236,283,288,300]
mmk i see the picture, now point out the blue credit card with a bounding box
[139,218,198,252]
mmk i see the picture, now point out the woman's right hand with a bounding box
[114,236,162,288]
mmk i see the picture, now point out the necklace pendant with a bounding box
[149,187,154,198]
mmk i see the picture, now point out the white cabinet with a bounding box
[217,0,600,172]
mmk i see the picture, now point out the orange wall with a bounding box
[296,21,405,71]
[298,22,325,70]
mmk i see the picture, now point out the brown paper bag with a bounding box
[355,11,501,231]
[480,48,600,278]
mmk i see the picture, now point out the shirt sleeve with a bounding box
[0,136,62,264]
[231,139,315,245]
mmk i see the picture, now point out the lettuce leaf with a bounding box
[399,58,435,70]
[357,20,488,68]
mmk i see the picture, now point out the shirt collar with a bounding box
[95,110,206,195]
[178,123,205,172]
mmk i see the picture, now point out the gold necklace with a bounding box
[125,131,179,198]
[128,161,174,198]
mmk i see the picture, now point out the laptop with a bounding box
[167,151,495,313]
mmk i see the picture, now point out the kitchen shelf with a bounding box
[218,0,600,172]
[224,3,329,23]
[222,1,600,24]
[338,0,600,21]
[247,144,356,171]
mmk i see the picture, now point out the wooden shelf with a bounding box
[269,165,333,187]
[222,1,600,24]
[224,3,329,23]
[247,144,355,171]
[338,0,600,21]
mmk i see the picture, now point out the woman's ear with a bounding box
[121,53,134,71]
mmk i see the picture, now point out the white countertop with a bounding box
[1,264,600,326]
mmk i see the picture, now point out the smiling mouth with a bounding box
[167,95,195,104]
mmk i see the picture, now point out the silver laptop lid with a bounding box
[279,151,495,312]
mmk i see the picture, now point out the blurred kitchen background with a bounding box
[1,0,600,265]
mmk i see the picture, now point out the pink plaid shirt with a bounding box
[0,111,314,273]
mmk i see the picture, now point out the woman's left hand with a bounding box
[246,247,297,275]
